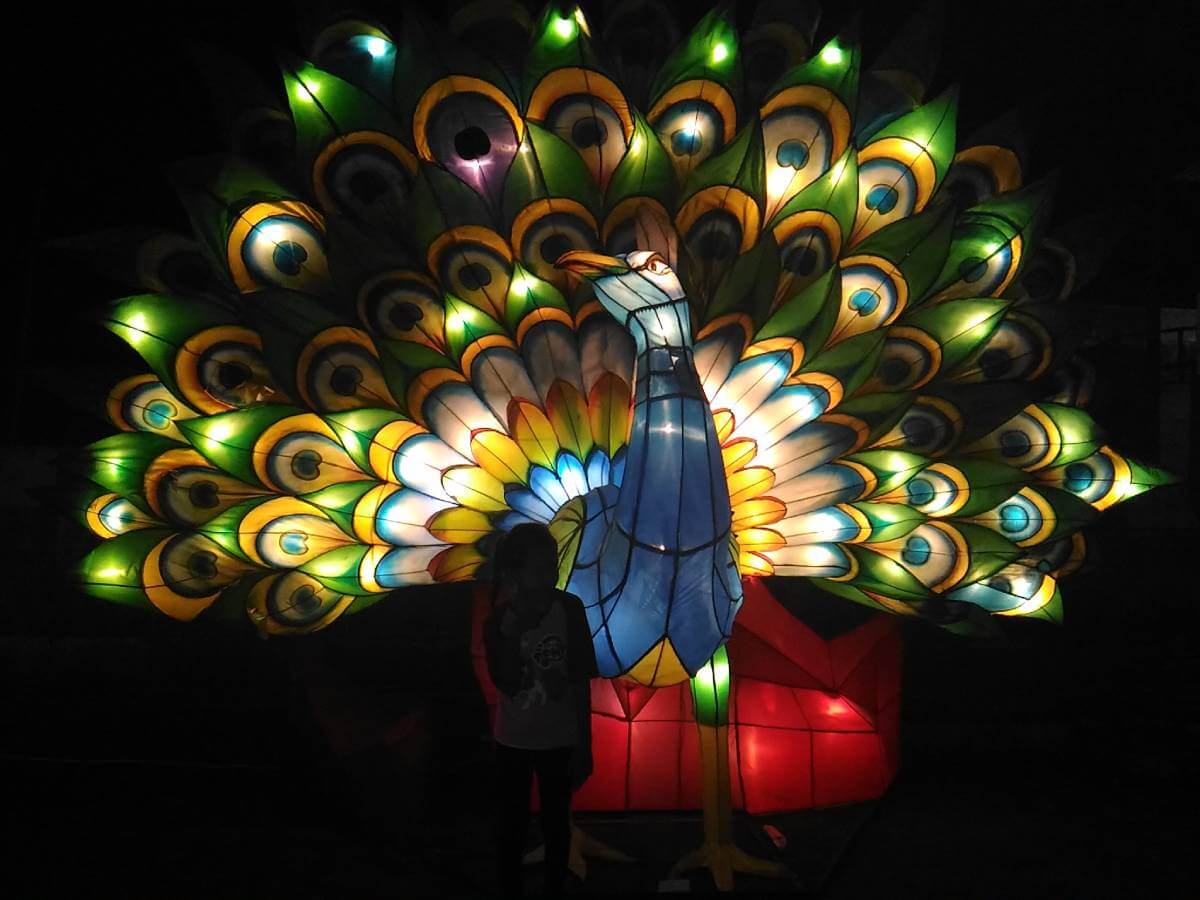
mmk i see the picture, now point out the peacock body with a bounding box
[75,1,1167,696]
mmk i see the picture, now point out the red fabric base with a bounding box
[470,577,902,814]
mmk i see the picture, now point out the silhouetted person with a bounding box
[485,523,597,898]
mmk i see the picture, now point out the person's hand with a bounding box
[492,580,519,618]
[492,577,516,606]
[498,605,521,637]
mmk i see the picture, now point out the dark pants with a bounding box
[495,743,573,898]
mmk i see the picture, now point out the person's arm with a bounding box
[483,601,523,697]
[562,592,598,682]
[561,592,596,790]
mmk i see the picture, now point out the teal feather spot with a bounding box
[907,477,935,506]
[776,140,810,170]
[280,532,309,556]
[290,584,320,615]
[999,503,1030,534]
[540,234,574,265]
[879,357,912,385]
[187,550,218,579]
[999,430,1031,457]
[988,576,1013,595]
[901,535,931,565]
[1064,462,1094,493]
[100,500,136,533]
[849,289,880,316]
[959,257,989,283]
[291,449,323,481]
[901,415,936,447]
[979,348,1012,379]
[865,184,899,214]
[273,240,309,275]
[142,399,176,430]
[781,245,818,275]
[189,480,219,509]
[671,128,703,156]
[330,365,363,396]
[458,262,492,290]
[571,117,607,148]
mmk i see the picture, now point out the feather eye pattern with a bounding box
[73,3,1165,672]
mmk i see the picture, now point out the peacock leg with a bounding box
[669,646,789,891]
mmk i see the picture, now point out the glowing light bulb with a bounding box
[553,15,575,39]
[825,696,848,716]
[296,79,320,103]
[314,557,344,578]
[829,156,849,185]
[809,511,844,542]
[629,134,643,154]
[964,310,995,332]
[511,276,534,294]
[126,312,148,344]
[365,37,388,58]
[711,654,729,689]
[573,6,590,35]
[96,567,124,579]
[206,421,233,450]
[820,44,844,65]
[711,42,729,64]
[1113,468,1134,502]
[767,166,796,201]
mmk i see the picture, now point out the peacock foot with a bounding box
[569,823,635,880]
[669,840,790,892]
[522,823,635,881]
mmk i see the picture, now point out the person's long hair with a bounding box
[490,523,559,607]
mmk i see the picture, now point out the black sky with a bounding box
[10,0,1198,447]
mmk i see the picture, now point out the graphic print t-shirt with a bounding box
[494,596,578,750]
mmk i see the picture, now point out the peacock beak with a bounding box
[555,250,630,280]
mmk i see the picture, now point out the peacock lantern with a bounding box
[72,2,1169,889]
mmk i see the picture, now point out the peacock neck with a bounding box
[612,317,733,555]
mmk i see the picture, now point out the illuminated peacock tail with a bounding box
[74,3,1167,684]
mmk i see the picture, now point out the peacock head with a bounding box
[556,249,691,351]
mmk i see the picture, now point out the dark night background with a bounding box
[4,0,1198,896]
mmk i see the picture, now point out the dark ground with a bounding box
[5,0,1200,897]
[5,493,1198,898]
